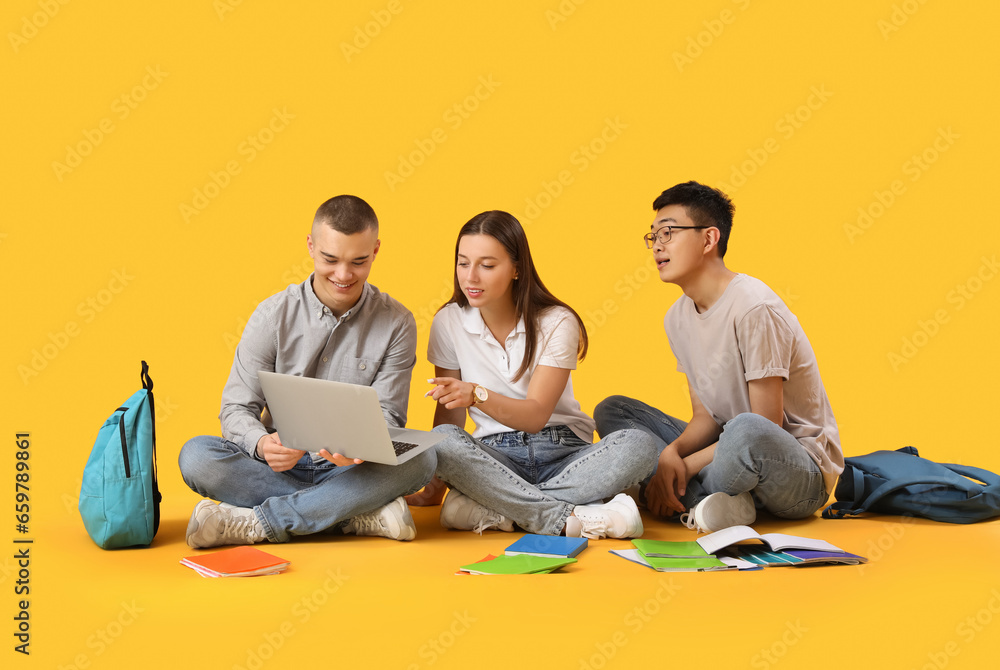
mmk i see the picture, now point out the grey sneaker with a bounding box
[680,491,756,533]
[186,500,267,549]
[440,490,514,534]
[343,497,416,541]
[567,493,643,539]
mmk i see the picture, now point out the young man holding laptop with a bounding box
[179,195,435,548]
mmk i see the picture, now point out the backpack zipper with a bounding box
[116,406,132,478]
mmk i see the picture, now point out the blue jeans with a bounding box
[594,396,826,519]
[178,436,436,542]
[432,424,659,535]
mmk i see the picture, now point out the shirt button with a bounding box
[317,310,323,318]
[323,357,328,363]
[359,363,366,370]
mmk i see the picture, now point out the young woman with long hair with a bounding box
[410,210,657,538]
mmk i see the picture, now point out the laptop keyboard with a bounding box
[392,441,419,456]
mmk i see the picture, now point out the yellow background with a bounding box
[4,1,999,668]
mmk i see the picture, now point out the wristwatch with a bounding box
[471,385,488,406]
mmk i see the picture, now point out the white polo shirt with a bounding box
[427,303,596,442]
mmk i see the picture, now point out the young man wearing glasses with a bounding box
[594,181,844,532]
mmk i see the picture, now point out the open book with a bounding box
[729,547,867,567]
[696,526,845,556]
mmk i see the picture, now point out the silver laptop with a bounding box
[257,371,444,465]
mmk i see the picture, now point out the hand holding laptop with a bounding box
[257,371,444,466]
[256,432,364,472]
[316,449,364,467]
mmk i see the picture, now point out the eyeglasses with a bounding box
[643,225,709,248]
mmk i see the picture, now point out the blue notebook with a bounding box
[504,534,588,558]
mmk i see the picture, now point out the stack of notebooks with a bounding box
[612,526,868,572]
[181,546,290,578]
[458,534,587,575]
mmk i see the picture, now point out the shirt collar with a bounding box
[460,305,526,341]
[305,274,371,321]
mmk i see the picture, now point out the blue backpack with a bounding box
[79,361,161,548]
[822,446,1000,524]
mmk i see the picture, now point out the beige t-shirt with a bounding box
[665,274,844,494]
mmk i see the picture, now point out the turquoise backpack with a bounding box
[79,361,161,548]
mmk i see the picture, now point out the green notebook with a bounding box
[611,549,732,572]
[459,554,577,575]
[630,540,729,572]
[638,554,730,572]
[632,539,711,559]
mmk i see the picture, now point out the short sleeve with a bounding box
[737,304,794,381]
[427,307,461,370]
[665,308,685,374]
[537,309,580,369]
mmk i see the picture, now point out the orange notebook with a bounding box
[180,546,290,578]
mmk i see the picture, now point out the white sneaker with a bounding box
[567,493,643,539]
[343,497,416,541]
[680,491,756,533]
[440,490,514,534]
[186,500,267,549]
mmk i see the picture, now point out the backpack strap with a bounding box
[823,474,978,519]
[140,361,162,528]
[141,360,153,392]
[939,463,1000,488]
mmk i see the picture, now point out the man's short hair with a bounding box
[652,181,735,258]
[313,195,378,235]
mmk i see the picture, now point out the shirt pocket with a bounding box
[339,356,379,386]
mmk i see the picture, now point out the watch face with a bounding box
[474,386,488,403]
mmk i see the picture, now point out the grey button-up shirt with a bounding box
[219,276,417,455]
